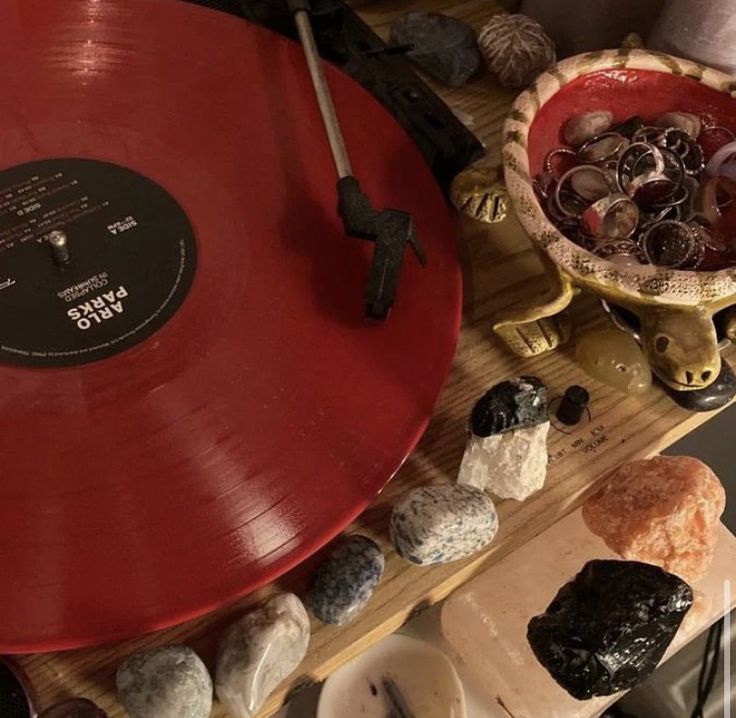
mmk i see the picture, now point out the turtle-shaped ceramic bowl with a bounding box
[495,49,736,392]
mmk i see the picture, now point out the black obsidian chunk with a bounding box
[527,560,693,700]
[469,376,548,437]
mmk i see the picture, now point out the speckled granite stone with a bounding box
[308,535,385,625]
[116,646,212,718]
[38,699,108,718]
[390,484,498,565]
[216,593,310,718]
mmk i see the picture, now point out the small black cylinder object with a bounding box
[0,659,33,718]
[48,230,70,264]
[556,385,589,425]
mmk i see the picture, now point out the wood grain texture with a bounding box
[16,1,735,717]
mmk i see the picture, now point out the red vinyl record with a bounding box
[0,0,461,651]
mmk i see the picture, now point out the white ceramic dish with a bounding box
[317,633,466,718]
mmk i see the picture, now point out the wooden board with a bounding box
[442,511,736,718]
[16,2,736,717]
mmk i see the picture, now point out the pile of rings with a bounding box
[534,110,736,270]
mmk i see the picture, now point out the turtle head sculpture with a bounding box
[638,307,721,390]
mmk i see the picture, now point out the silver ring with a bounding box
[577,132,628,164]
[582,192,639,238]
[544,148,576,177]
[641,220,700,268]
[553,164,610,216]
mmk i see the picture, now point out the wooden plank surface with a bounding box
[17,2,736,717]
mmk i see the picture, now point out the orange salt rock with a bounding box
[583,456,726,583]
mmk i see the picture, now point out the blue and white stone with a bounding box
[308,535,385,625]
[390,484,498,565]
[116,646,212,718]
[215,593,310,718]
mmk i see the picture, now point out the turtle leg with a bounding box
[450,162,509,224]
[493,263,575,358]
[637,306,721,391]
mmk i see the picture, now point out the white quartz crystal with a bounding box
[457,421,550,501]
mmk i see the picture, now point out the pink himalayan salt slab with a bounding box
[582,456,726,583]
[441,508,736,718]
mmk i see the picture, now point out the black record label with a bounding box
[0,158,197,366]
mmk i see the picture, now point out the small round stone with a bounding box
[575,327,652,394]
[390,12,481,88]
[563,111,614,147]
[390,484,498,565]
[308,535,385,625]
[478,14,555,88]
[117,646,212,718]
[38,699,108,718]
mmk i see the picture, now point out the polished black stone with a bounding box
[527,560,693,700]
[664,359,736,412]
[469,376,548,437]
[390,12,481,88]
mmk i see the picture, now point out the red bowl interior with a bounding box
[528,69,736,174]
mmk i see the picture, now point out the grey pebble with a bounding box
[390,12,481,88]
[390,484,498,565]
[116,645,212,718]
[308,535,385,625]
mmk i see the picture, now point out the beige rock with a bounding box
[575,326,652,394]
[582,456,726,582]
[216,594,310,718]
